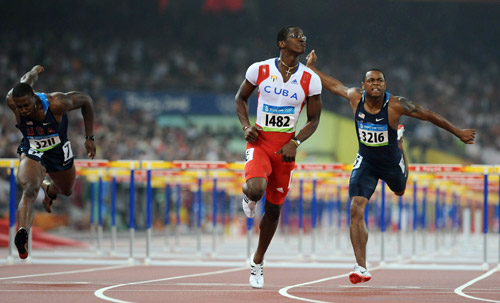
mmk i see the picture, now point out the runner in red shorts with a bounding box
[235,25,322,288]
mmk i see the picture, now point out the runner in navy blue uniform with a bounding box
[6,65,96,259]
[306,50,476,283]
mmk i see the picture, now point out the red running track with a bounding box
[1,262,499,303]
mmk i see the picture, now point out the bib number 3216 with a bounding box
[357,122,389,147]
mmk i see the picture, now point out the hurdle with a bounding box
[6,159,17,264]
[3,159,499,269]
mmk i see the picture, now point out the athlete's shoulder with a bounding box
[387,93,403,105]
[299,63,319,80]
[299,63,322,95]
[248,58,276,69]
[246,58,276,85]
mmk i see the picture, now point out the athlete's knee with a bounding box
[20,181,41,200]
[395,190,405,196]
[59,188,73,196]
[50,182,73,196]
[243,178,266,201]
[350,198,367,221]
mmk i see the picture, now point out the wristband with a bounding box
[85,135,95,141]
[243,125,251,131]
[290,137,301,147]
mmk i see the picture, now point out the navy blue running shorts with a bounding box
[17,139,74,173]
[348,153,408,200]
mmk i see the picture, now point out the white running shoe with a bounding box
[397,124,405,141]
[242,195,257,218]
[349,264,372,284]
[249,253,264,288]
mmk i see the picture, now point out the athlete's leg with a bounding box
[243,177,267,202]
[350,195,370,269]
[242,144,271,217]
[46,165,77,196]
[16,154,46,230]
[253,201,282,264]
[252,150,292,264]
[395,125,408,196]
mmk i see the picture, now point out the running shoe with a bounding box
[249,253,264,288]
[349,264,372,284]
[41,179,57,213]
[242,195,257,218]
[397,124,405,141]
[14,228,29,259]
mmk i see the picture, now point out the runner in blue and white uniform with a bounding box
[306,50,475,284]
[6,65,96,259]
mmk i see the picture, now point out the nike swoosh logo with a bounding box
[375,118,384,122]
[43,122,50,125]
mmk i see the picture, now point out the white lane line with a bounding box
[94,266,247,303]
[278,258,416,303]
[0,265,129,281]
[454,267,499,303]
[278,264,385,303]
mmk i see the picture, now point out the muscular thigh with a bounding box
[244,142,272,181]
[266,152,294,205]
[48,165,76,192]
[17,154,46,185]
[348,154,379,200]
[378,159,408,193]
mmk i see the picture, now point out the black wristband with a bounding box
[85,135,95,141]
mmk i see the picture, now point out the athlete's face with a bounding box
[362,71,386,98]
[284,27,307,54]
[14,95,37,117]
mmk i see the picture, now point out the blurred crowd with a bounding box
[0,0,498,164]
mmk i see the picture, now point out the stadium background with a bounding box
[0,0,499,233]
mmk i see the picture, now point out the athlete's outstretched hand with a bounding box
[306,50,317,67]
[458,129,476,144]
[275,141,297,163]
[244,125,262,143]
[32,65,44,75]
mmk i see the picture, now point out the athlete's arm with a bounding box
[295,94,322,144]
[306,50,360,114]
[20,65,44,87]
[277,94,322,163]
[306,50,349,97]
[396,96,476,144]
[4,92,21,124]
[4,65,45,122]
[235,79,259,143]
[50,91,96,159]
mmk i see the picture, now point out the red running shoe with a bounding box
[349,264,372,284]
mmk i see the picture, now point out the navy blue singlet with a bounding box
[16,92,73,172]
[354,92,400,165]
[16,93,69,148]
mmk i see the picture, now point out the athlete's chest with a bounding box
[258,74,306,105]
[356,102,390,147]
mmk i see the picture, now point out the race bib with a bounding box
[261,104,295,132]
[28,134,61,152]
[357,122,389,147]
